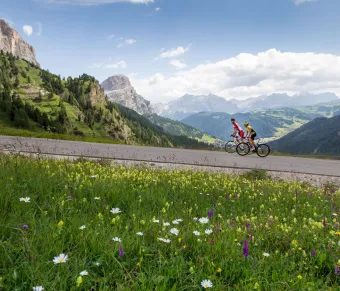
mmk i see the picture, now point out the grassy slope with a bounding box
[146,113,217,143]
[1,155,340,290]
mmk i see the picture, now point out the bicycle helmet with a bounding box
[244,121,249,127]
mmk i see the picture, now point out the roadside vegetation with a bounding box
[1,155,340,290]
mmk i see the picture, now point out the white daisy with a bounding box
[95,262,101,266]
[158,237,171,243]
[32,286,44,291]
[94,197,100,200]
[193,231,200,236]
[201,279,213,289]
[163,222,170,226]
[205,229,213,235]
[199,217,209,224]
[333,213,338,216]
[53,253,68,264]
[263,252,270,257]
[153,219,160,223]
[79,225,86,230]
[90,175,98,179]
[20,197,31,203]
[136,232,144,236]
[172,220,180,225]
[170,228,179,236]
[110,208,121,214]
[112,237,122,242]
[80,270,88,276]
[193,217,198,221]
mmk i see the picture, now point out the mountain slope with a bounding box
[156,94,239,120]
[101,75,154,115]
[0,51,208,148]
[270,115,340,155]
[146,113,217,143]
[182,108,321,140]
[0,19,39,67]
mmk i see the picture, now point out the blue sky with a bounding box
[1,0,340,103]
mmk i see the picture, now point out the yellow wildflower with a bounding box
[297,275,302,280]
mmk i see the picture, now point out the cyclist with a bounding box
[244,121,256,152]
[231,118,245,144]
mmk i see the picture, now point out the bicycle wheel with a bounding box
[225,142,236,153]
[256,144,270,157]
[236,142,250,156]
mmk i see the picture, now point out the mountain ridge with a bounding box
[0,19,40,67]
[101,75,154,115]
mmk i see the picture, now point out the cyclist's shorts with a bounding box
[250,133,256,140]
[239,130,245,138]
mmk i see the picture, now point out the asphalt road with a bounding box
[0,135,340,177]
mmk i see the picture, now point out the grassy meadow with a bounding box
[0,155,340,290]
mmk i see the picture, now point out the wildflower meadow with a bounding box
[0,154,340,290]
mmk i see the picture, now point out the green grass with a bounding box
[1,155,340,290]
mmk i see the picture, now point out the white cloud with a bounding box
[169,60,187,70]
[131,49,340,103]
[35,0,154,5]
[23,25,33,36]
[155,7,161,11]
[104,60,127,69]
[125,38,136,45]
[158,45,191,59]
[36,22,43,36]
[293,0,315,5]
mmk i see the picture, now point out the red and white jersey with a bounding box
[232,122,243,133]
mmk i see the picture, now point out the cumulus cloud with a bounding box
[293,0,315,5]
[131,49,340,103]
[35,0,154,5]
[23,25,33,36]
[104,60,127,69]
[169,60,187,70]
[155,7,161,11]
[158,45,191,59]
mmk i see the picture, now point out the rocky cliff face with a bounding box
[0,19,40,67]
[101,75,154,115]
[88,82,107,106]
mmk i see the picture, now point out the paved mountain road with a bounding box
[0,135,340,177]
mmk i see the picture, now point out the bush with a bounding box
[240,169,270,180]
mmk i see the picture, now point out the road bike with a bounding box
[236,137,271,157]
[225,135,240,153]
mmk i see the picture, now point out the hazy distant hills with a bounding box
[155,94,239,120]
[156,92,339,121]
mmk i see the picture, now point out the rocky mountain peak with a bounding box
[101,75,154,115]
[0,19,40,67]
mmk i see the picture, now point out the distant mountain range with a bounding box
[270,115,340,156]
[155,92,340,121]
[155,94,239,120]
[181,108,323,140]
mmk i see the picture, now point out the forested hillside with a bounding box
[270,115,340,155]
[0,51,207,148]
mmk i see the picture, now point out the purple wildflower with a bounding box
[312,250,316,257]
[229,219,233,228]
[234,193,239,200]
[335,223,339,230]
[336,265,340,276]
[245,221,249,231]
[295,191,298,199]
[208,209,214,219]
[323,217,327,228]
[210,238,215,245]
[243,239,249,258]
[22,225,29,230]
[119,244,124,257]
